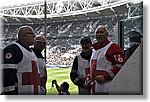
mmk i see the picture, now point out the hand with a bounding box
[83,75,92,88]
[52,80,57,85]
[80,77,86,82]
[95,75,105,83]
[83,80,92,88]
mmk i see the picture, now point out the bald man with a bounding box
[32,35,47,95]
[3,26,41,95]
[90,25,126,94]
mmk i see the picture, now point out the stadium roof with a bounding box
[0,0,142,23]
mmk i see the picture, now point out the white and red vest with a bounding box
[77,54,90,95]
[36,57,46,94]
[15,43,41,95]
[90,42,113,93]
[37,58,46,78]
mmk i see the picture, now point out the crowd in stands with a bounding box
[1,14,142,66]
[46,38,81,66]
[2,14,125,39]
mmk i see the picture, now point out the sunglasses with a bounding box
[35,40,46,45]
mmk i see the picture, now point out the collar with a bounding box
[16,41,32,52]
[92,39,110,50]
[31,48,44,58]
[80,49,92,60]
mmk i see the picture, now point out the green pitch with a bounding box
[46,68,78,95]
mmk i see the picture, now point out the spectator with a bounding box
[125,31,143,60]
[32,35,47,95]
[3,26,41,95]
[52,80,70,95]
[70,36,92,95]
[90,25,126,94]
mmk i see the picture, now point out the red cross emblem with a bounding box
[90,60,107,93]
[22,61,40,95]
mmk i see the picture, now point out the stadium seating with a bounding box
[2,14,142,66]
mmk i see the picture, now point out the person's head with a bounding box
[34,35,46,52]
[95,25,108,43]
[59,82,69,91]
[80,36,92,53]
[17,26,35,47]
[128,31,143,43]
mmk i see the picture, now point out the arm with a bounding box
[43,67,47,84]
[52,80,60,92]
[96,44,126,83]
[40,67,47,89]
[3,44,23,95]
[70,56,85,88]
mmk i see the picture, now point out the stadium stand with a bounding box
[1,0,142,67]
[2,14,127,66]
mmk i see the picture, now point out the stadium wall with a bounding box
[108,42,143,94]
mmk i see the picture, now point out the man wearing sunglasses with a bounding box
[90,25,126,95]
[3,26,41,95]
[32,35,47,95]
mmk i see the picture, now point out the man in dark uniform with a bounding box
[32,35,47,95]
[3,26,41,95]
[70,36,92,95]
[125,31,143,60]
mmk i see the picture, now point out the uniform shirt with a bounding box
[3,41,40,95]
[31,48,46,77]
[32,48,47,95]
[70,50,92,95]
[125,43,140,60]
[90,39,125,94]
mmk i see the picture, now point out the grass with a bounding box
[46,68,78,95]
